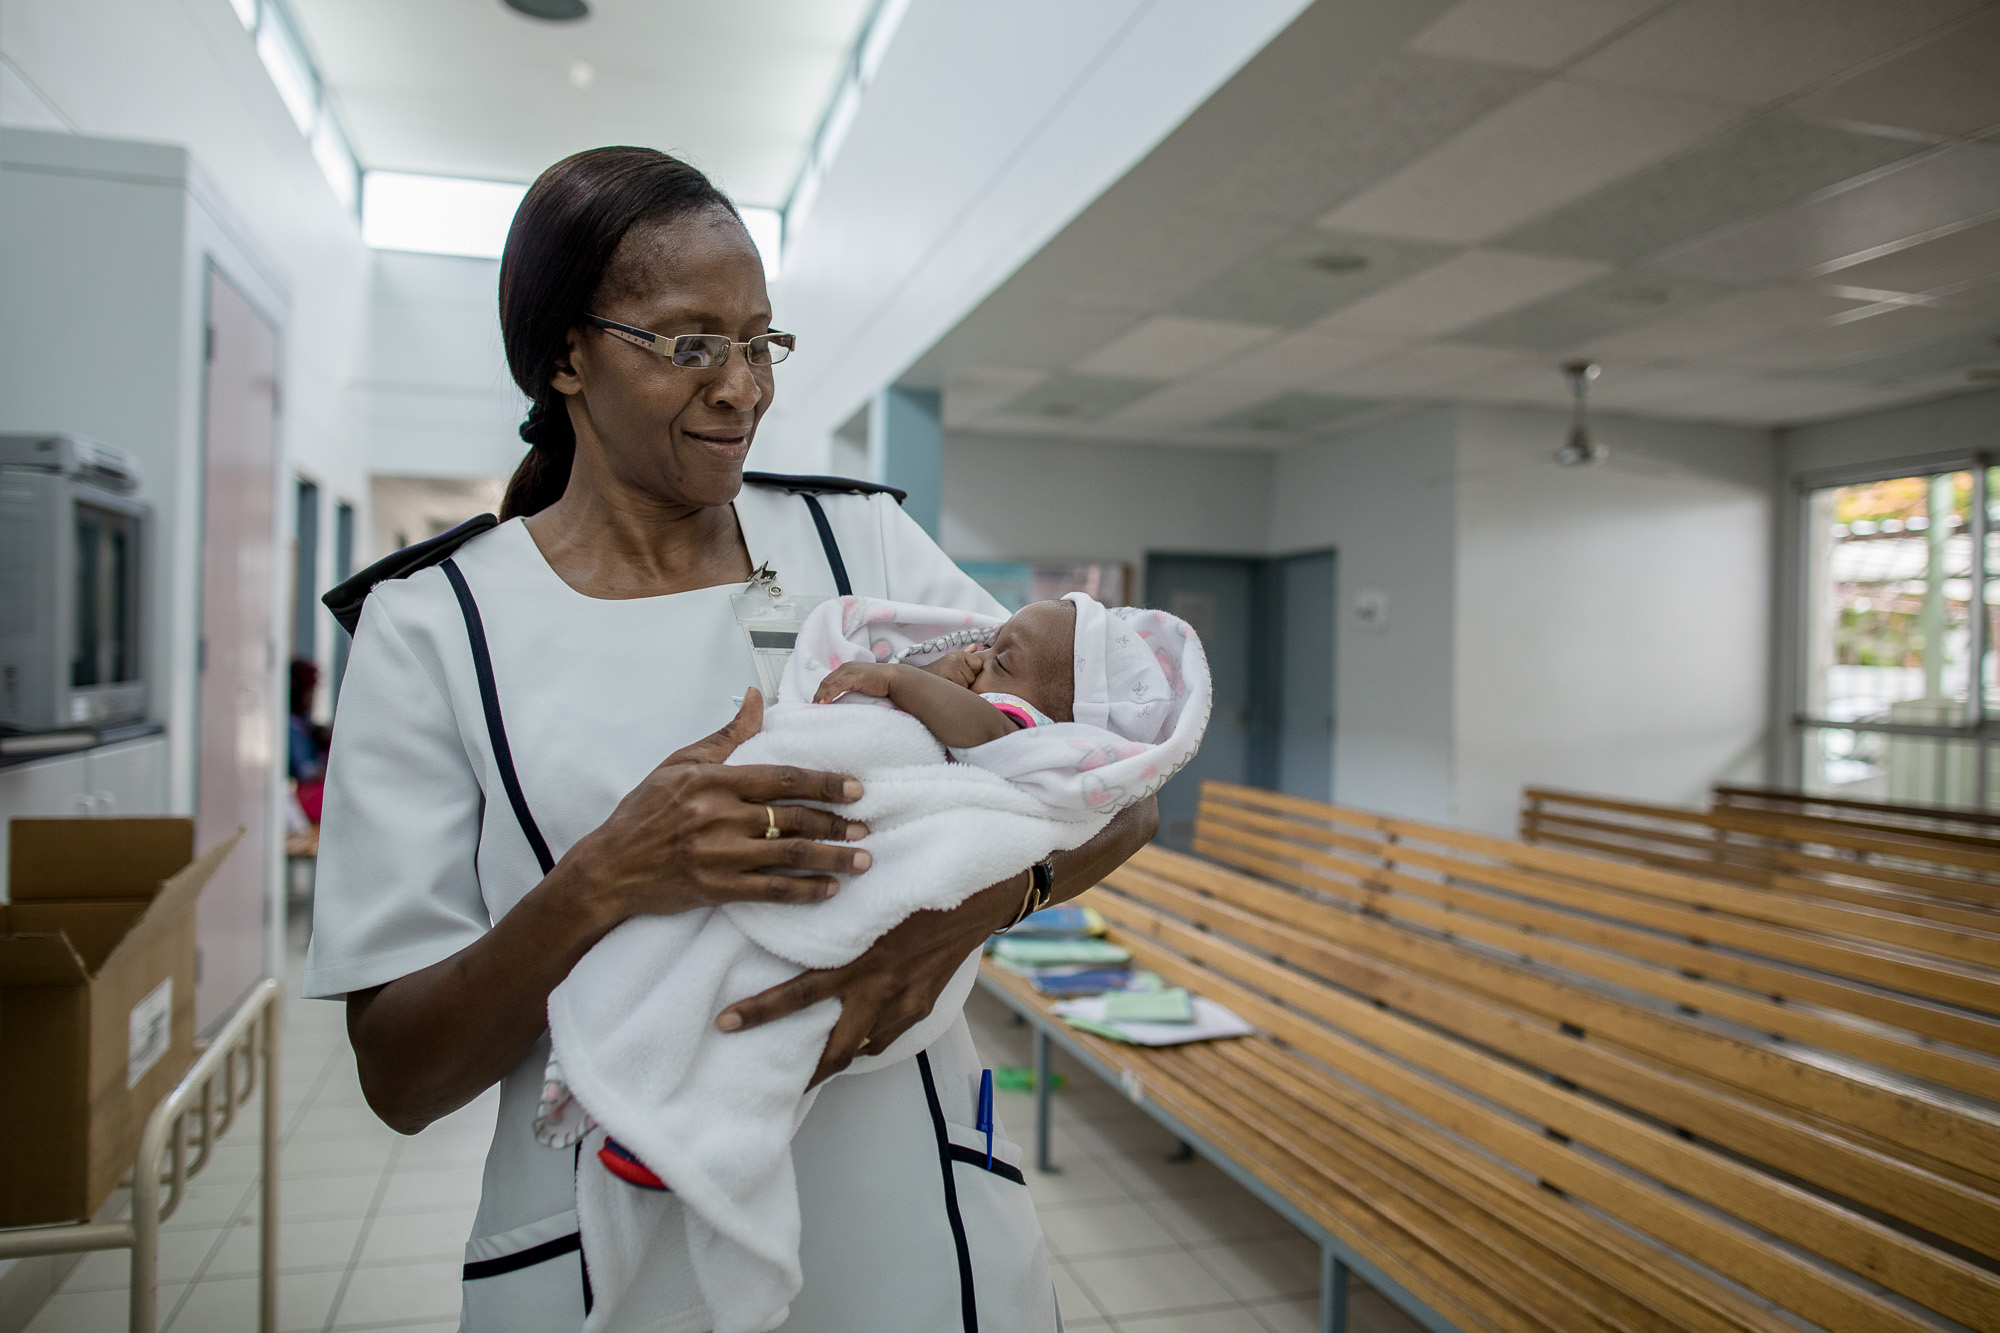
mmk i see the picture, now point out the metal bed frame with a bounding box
[0,977,281,1332]
[978,973,1457,1333]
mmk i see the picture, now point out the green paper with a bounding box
[1103,988,1194,1023]
[1059,1015,1134,1043]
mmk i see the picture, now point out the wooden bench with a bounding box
[1713,784,2000,845]
[981,779,2000,1333]
[1521,785,2000,918]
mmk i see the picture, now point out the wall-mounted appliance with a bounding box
[0,433,151,731]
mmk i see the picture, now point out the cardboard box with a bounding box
[0,818,235,1226]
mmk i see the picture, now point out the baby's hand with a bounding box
[921,648,982,690]
[815,661,899,704]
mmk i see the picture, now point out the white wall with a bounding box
[939,433,1272,599]
[363,251,527,482]
[3,0,375,726]
[757,0,1320,471]
[1269,410,1459,822]
[1450,407,1775,834]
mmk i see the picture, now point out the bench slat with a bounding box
[1194,818,2000,1104]
[1203,801,2000,1058]
[1110,858,2000,1258]
[1095,898,1977,1333]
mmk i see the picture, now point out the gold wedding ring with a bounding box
[764,805,782,839]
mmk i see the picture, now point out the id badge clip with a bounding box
[731,563,829,705]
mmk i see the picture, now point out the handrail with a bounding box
[0,977,280,1331]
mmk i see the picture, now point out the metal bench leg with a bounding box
[1035,1027,1059,1174]
[1321,1247,1348,1333]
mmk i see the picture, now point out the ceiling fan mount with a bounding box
[1555,360,1608,467]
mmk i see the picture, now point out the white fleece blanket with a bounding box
[543,595,1211,1333]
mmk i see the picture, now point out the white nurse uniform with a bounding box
[302,477,1060,1333]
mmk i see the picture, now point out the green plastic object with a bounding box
[994,1066,1066,1093]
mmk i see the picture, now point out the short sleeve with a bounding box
[301,585,490,998]
[875,497,1008,617]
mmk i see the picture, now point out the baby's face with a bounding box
[968,600,1076,723]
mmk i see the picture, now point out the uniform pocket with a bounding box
[460,1209,589,1333]
[942,1119,1028,1185]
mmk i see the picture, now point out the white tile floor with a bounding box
[26,959,1422,1333]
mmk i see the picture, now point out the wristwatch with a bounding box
[1028,856,1057,913]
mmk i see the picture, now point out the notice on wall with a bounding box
[128,977,174,1089]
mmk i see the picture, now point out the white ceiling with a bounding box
[906,0,2000,446]
[288,0,874,204]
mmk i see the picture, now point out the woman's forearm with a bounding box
[1048,795,1158,907]
[346,856,617,1134]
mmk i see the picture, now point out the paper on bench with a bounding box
[1052,995,1254,1046]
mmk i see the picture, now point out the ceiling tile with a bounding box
[1792,8,2000,137]
[996,373,1162,423]
[1310,250,1610,339]
[1454,270,1729,348]
[1072,316,1282,380]
[1093,334,1391,432]
[1205,392,1377,434]
[943,369,1049,426]
[1579,285,1871,361]
[1821,216,2000,293]
[1184,56,1537,226]
[1319,80,1739,243]
[1171,230,1455,329]
[1569,0,1981,108]
[1731,301,1996,370]
[1450,361,1584,407]
[1408,0,1668,70]
[1319,343,1532,395]
[1684,375,1928,423]
[1499,115,1919,263]
[1658,141,2000,284]
[1802,322,2000,384]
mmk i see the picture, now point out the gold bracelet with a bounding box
[995,869,1039,934]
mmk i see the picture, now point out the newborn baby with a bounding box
[543,592,1211,1333]
[813,597,1079,743]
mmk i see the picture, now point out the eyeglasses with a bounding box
[584,315,796,368]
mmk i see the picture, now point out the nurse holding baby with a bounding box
[303,147,1160,1332]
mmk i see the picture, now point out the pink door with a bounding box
[195,269,278,1030]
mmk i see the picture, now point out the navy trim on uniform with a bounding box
[462,1232,581,1281]
[442,558,556,876]
[798,493,852,597]
[947,1144,1027,1186]
[323,512,497,635]
[917,1051,980,1332]
[741,470,907,504]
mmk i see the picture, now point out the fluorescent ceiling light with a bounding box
[740,206,782,281]
[230,0,258,30]
[362,172,529,259]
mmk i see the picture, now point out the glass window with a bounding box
[1801,468,1985,804]
[256,3,319,135]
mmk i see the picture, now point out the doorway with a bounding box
[1145,550,1336,848]
[196,267,279,1031]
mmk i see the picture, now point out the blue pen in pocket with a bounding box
[977,1068,995,1170]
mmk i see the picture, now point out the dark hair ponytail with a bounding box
[497,146,738,520]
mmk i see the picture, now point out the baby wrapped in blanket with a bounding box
[539,591,1211,1333]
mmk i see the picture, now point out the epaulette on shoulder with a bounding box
[322,513,498,635]
[742,471,907,504]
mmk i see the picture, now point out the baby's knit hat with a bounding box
[1064,592,1201,746]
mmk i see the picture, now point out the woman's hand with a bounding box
[718,796,1160,1087]
[566,688,872,926]
[348,688,869,1134]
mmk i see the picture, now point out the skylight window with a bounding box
[740,206,783,281]
[255,4,318,136]
[361,173,529,259]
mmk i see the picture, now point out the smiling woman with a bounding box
[304,146,1152,1331]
